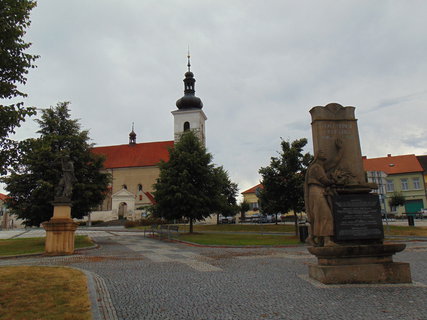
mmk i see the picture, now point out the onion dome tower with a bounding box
[172,51,207,145]
[129,122,136,145]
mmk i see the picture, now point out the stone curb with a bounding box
[79,269,118,320]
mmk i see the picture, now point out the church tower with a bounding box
[172,52,207,145]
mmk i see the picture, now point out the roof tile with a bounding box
[363,154,423,174]
[242,183,263,194]
[92,141,174,169]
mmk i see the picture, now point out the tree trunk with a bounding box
[294,212,299,236]
[189,218,193,233]
[275,213,278,225]
[216,213,220,224]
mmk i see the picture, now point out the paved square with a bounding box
[1,230,427,319]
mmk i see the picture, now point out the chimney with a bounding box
[387,154,391,157]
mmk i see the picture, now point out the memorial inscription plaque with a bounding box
[333,193,384,241]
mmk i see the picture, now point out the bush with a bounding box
[124,220,140,228]
[76,220,103,226]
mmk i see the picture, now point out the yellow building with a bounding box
[91,138,173,220]
[241,184,263,216]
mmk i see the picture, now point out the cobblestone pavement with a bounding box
[1,233,427,320]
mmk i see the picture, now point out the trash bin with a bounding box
[407,214,415,226]
[298,225,309,243]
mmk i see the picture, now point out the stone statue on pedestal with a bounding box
[304,103,411,284]
[54,158,77,203]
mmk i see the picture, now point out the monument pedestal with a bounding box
[42,203,78,255]
[308,244,411,284]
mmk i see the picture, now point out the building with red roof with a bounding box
[241,184,263,217]
[363,154,426,215]
[87,58,208,222]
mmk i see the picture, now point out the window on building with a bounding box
[138,184,143,191]
[184,121,190,131]
[249,202,259,211]
[401,179,408,191]
[122,184,127,190]
[413,178,421,190]
[390,205,397,212]
[386,180,394,192]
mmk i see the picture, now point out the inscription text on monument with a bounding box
[333,194,384,241]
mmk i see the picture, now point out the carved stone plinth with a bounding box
[42,203,78,255]
[307,244,412,284]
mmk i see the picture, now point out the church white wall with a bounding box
[172,109,207,144]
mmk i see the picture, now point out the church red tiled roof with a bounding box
[242,183,263,194]
[145,192,156,204]
[0,193,8,201]
[363,154,423,175]
[92,141,174,169]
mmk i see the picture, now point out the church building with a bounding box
[90,56,207,222]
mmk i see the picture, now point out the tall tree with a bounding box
[0,0,39,175]
[258,138,312,233]
[153,131,237,233]
[212,166,239,224]
[2,102,110,226]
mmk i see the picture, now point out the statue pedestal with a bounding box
[308,244,411,284]
[42,203,78,255]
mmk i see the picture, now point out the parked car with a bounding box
[219,216,236,224]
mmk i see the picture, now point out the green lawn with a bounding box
[175,232,300,246]
[0,235,94,256]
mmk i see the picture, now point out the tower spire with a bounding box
[129,122,136,145]
[187,46,191,72]
[176,51,203,110]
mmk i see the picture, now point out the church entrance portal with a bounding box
[118,202,127,220]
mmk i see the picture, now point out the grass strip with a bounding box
[176,232,300,246]
[0,266,91,320]
[0,235,93,256]
[384,225,427,237]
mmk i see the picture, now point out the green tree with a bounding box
[153,131,237,233]
[238,200,250,221]
[2,102,110,226]
[0,0,39,175]
[258,138,312,232]
[389,192,405,209]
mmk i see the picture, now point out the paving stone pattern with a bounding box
[1,232,427,320]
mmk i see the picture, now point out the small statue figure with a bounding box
[55,158,77,202]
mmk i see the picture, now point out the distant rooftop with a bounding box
[363,154,423,175]
[242,183,263,194]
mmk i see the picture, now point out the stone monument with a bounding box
[305,103,411,284]
[42,158,78,255]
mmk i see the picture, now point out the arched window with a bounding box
[184,121,190,131]
[122,184,127,190]
[138,184,143,191]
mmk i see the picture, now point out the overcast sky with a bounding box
[3,0,427,196]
